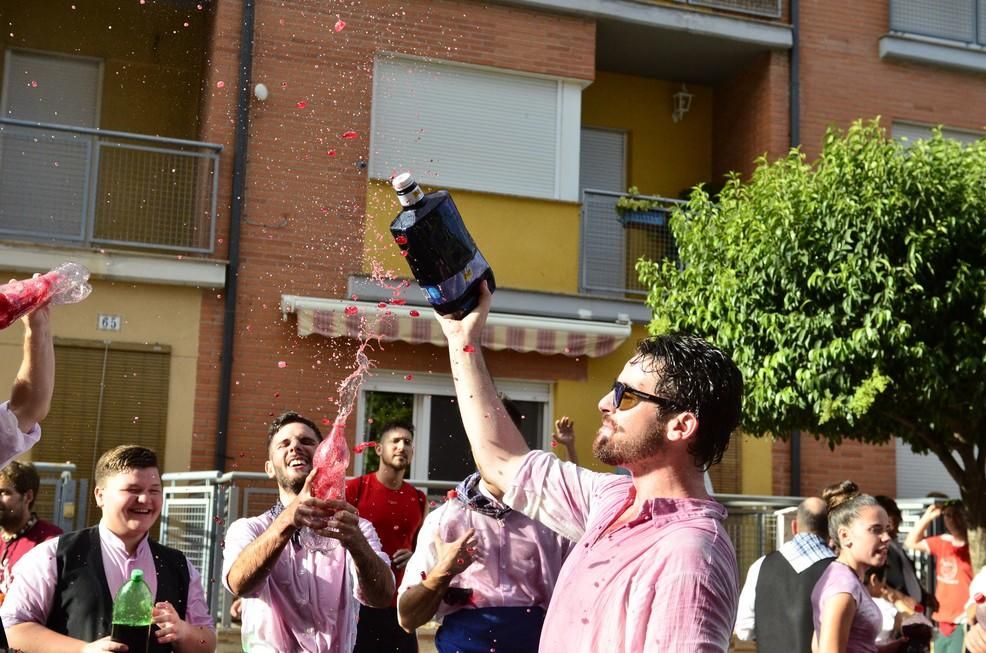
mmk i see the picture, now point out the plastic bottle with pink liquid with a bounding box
[0,262,92,329]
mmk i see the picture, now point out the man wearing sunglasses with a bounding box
[436,282,743,652]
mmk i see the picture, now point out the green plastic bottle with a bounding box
[111,569,153,653]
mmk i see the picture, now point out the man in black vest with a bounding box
[734,496,835,653]
[0,445,215,652]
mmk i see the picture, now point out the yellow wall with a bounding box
[582,71,713,198]
[364,180,581,294]
[0,275,202,473]
[740,434,773,495]
[0,1,208,139]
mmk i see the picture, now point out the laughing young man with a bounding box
[222,411,395,652]
[0,445,215,652]
[435,283,743,652]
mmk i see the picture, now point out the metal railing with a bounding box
[580,188,683,297]
[0,118,221,253]
[889,0,986,47]
[675,0,782,19]
[30,462,87,532]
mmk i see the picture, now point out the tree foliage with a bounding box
[639,120,986,526]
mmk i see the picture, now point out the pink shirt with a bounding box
[0,401,40,467]
[0,524,214,629]
[810,561,881,653]
[503,450,739,652]
[397,494,573,619]
[221,510,391,653]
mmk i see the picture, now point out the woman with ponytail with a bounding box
[810,481,908,653]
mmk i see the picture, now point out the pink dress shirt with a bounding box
[0,401,40,467]
[504,450,739,652]
[221,510,391,653]
[0,523,214,629]
[397,494,573,619]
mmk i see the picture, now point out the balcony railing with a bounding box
[0,118,221,254]
[580,189,683,297]
[890,0,986,46]
[674,0,782,19]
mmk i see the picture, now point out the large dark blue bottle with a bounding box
[390,173,495,319]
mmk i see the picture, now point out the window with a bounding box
[355,373,551,486]
[370,55,583,201]
[33,339,171,527]
[892,121,984,146]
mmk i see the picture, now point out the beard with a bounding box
[275,467,307,496]
[592,418,666,467]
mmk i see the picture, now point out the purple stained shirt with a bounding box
[503,450,739,653]
[397,494,573,620]
[0,523,214,629]
[221,510,391,653]
[811,561,882,653]
[0,401,40,467]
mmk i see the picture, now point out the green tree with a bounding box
[638,119,986,567]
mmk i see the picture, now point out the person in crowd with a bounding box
[434,282,743,651]
[864,565,918,645]
[873,496,924,603]
[347,421,426,653]
[550,416,578,465]
[1,305,53,467]
[810,481,906,653]
[1,445,215,652]
[223,411,394,652]
[904,500,972,653]
[0,461,63,597]
[397,397,573,652]
[734,496,835,652]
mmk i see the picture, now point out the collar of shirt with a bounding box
[779,532,834,573]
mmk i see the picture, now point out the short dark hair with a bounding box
[95,445,159,487]
[632,334,743,471]
[864,564,887,584]
[266,411,323,450]
[874,495,902,523]
[376,421,415,441]
[497,394,524,429]
[0,461,41,509]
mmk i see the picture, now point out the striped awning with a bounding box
[281,295,631,358]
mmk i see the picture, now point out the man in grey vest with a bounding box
[734,496,834,653]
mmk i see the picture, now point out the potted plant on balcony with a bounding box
[614,186,670,227]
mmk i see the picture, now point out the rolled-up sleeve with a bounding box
[184,560,215,629]
[503,450,615,542]
[0,401,41,467]
[350,517,392,605]
[221,517,263,598]
[0,537,59,627]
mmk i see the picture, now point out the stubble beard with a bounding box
[592,420,666,467]
[276,468,306,496]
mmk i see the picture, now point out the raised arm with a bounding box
[9,305,54,433]
[551,416,578,465]
[397,528,478,632]
[436,283,529,495]
[903,504,939,554]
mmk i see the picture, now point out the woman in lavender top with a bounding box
[811,481,908,653]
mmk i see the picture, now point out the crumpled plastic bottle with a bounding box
[0,262,92,329]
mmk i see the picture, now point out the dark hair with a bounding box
[822,480,880,550]
[632,334,743,470]
[266,411,323,450]
[864,564,887,584]
[497,393,524,429]
[377,421,415,441]
[95,445,159,487]
[874,495,902,523]
[0,461,41,509]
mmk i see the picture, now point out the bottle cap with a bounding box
[131,569,144,582]
[392,172,416,193]
[976,593,986,604]
[914,604,924,613]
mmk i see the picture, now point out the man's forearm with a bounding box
[226,513,295,596]
[904,515,931,550]
[10,313,54,432]
[351,542,396,608]
[397,572,454,632]
[445,339,529,494]
[175,625,216,653]
[5,621,85,653]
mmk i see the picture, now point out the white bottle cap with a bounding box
[392,172,416,192]
[392,172,424,206]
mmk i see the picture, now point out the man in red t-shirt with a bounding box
[0,461,63,599]
[347,422,426,653]
[905,501,973,653]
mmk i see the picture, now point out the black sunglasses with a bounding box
[611,381,678,412]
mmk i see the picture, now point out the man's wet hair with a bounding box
[266,411,323,450]
[632,333,743,471]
